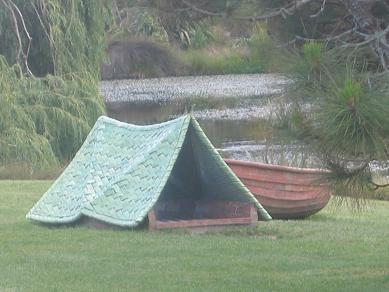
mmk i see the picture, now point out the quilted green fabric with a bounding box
[26,115,271,227]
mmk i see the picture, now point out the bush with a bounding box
[101,40,181,79]
[180,47,264,75]
[246,24,284,73]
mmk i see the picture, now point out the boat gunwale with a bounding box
[225,159,330,175]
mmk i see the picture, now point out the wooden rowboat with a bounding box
[225,159,331,219]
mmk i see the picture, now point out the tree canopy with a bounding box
[111,0,388,71]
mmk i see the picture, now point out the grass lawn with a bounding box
[0,180,388,291]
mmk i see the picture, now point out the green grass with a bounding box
[1,180,389,291]
[0,163,64,180]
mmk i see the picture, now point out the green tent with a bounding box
[26,115,271,227]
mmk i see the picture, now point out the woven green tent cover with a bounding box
[26,115,271,227]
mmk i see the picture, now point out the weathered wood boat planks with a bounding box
[225,159,331,219]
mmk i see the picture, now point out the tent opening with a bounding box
[149,125,257,229]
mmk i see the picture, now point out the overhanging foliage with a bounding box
[0,0,111,169]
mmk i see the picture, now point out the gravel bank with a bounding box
[101,73,289,103]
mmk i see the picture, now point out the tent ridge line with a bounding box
[97,115,189,131]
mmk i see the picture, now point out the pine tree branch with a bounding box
[370,180,389,190]
[309,0,327,18]
[181,0,317,21]
[181,0,224,17]
[338,0,389,71]
[237,0,317,21]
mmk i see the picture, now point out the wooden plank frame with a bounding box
[148,203,258,230]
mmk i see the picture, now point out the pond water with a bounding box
[102,74,293,162]
[102,74,389,174]
[106,101,271,148]
[106,100,320,167]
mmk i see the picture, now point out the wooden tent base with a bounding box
[148,200,258,230]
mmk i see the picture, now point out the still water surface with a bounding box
[106,101,270,149]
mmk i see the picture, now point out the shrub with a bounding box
[180,46,264,75]
[101,40,181,79]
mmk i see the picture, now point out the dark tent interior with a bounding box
[154,124,255,223]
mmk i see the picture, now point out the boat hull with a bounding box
[225,159,331,219]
